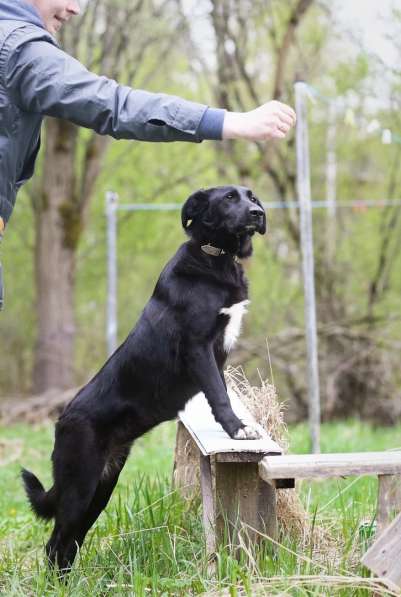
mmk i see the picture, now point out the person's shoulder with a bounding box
[2,22,57,54]
[0,22,61,83]
[1,23,62,76]
[15,23,56,45]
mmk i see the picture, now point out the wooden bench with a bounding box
[179,392,401,560]
[178,391,282,552]
[259,452,401,591]
[259,451,401,535]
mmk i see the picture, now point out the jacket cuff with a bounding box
[197,108,226,140]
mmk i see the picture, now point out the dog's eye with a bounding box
[226,193,235,200]
[251,195,257,203]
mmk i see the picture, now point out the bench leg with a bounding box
[215,462,277,549]
[199,454,216,556]
[377,474,401,536]
[172,421,200,497]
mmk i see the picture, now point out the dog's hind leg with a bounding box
[46,422,104,571]
[74,446,130,550]
[46,472,104,571]
[46,479,101,571]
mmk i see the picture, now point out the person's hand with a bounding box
[0,217,4,240]
[222,100,296,141]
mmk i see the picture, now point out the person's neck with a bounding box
[22,0,45,25]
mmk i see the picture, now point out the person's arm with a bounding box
[5,31,295,145]
[5,33,224,143]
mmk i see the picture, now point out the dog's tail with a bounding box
[21,468,56,520]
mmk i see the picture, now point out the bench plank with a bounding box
[179,391,282,459]
[259,452,401,481]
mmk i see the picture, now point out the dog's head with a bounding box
[181,185,266,258]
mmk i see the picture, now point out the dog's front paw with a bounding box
[233,425,262,440]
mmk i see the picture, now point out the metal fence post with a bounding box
[106,191,118,357]
[295,81,321,453]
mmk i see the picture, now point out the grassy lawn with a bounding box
[1,419,400,595]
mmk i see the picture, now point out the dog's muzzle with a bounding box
[247,208,265,233]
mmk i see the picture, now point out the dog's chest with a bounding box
[219,299,250,352]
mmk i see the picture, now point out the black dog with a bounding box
[22,185,266,570]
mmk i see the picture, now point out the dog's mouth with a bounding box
[245,215,265,234]
[232,220,264,235]
[218,213,266,236]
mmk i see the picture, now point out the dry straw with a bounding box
[225,366,344,564]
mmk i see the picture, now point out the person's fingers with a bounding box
[277,112,294,127]
[267,124,287,139]
[280,102,296,117]
[276,103,296,122]
[273,129,286,139]
[278,126,290,136]
[275,118,291,132]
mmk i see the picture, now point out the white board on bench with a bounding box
[179,391,282,458]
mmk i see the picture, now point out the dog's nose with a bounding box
[250,206,264,217]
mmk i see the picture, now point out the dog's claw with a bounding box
[233,425,262,440]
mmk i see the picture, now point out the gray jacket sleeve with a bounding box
[5,30,216,143]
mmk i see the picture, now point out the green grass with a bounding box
[1,419,400,595]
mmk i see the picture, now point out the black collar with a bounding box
[200,243,226,257]
[200,243,239,262]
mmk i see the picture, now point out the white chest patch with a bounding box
[220,299,250,352]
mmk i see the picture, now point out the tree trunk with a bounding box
[33,118,79,393]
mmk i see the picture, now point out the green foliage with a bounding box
[333,55,370,96]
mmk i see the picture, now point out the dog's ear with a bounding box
[253,194,267,235]
[181,189,209,231]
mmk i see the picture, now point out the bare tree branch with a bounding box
[272,0,314,100]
